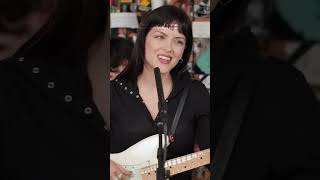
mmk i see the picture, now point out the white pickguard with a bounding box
[110,134,169,180]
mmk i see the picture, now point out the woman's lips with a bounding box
[158,55,171,64]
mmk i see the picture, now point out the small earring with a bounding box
[179,59,183,64]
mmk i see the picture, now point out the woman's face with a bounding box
[144,25,186,74]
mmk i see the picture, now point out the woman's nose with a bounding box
[162,40,173,52]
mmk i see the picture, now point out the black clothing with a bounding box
[213,29,320,179]
[0,56,107,180]
[110,72,210,180]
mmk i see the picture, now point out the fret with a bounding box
[186,154,192,161]
[168,149,210,176]
[177,157,181,164]
[181,156,186,162]
[140,149,210,179]
[197,151,204,156]
[192,152,198,159]
[172,159,177,165]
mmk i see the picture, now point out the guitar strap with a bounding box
[212,70,257,180]
[169,82,191,140]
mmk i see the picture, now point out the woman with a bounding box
[0,0,108,179]
[110,5,210,180]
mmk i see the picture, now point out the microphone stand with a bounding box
[154,67,170,180]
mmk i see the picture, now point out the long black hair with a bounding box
[122,5,193,82]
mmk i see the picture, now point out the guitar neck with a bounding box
[140,149,210,179]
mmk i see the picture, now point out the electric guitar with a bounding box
[110,134,210,180]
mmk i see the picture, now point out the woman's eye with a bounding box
[155,35,164,39]
[178,41,184,45]
[176,40,185,46]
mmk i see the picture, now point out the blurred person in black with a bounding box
[0,0,108,179]
[212,0,320,179]
[110,37,133,81]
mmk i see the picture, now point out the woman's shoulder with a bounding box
[174,71,209,95]
[190,79,208,90]
[188,79,210,100]
[111,77,130,88]
[110,76,137,97]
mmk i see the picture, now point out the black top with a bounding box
[213,29,320,179]
[0,55,107,179]
[110,72,210,180]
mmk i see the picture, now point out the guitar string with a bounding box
[141,149,210,175]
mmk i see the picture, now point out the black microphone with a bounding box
[154,67,170,180]
[154,67,166,112]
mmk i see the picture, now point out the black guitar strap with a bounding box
[169,82,191,138]
[212,71,256,180]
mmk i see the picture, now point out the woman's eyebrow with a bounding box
[175,36,186,40]
[154,30,168,36]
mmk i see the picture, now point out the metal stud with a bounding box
[32,67,40,74]
[18,57,25,62]
[64,95,72,102]
[84,107,93,114]
[48,82,55,89]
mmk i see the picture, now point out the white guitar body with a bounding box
[110,134,169,180]
[110,135,210,180]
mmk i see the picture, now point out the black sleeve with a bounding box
[192,81,211,150]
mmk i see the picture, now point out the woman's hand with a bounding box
[110,160,131,180]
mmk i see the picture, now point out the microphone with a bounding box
[154,67,166,113]
[154,67,170,180]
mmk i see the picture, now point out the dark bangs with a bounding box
[124,5,193,82]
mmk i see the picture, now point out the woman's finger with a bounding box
[117,164,131,176]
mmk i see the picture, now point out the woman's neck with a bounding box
[138,66,172,89]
